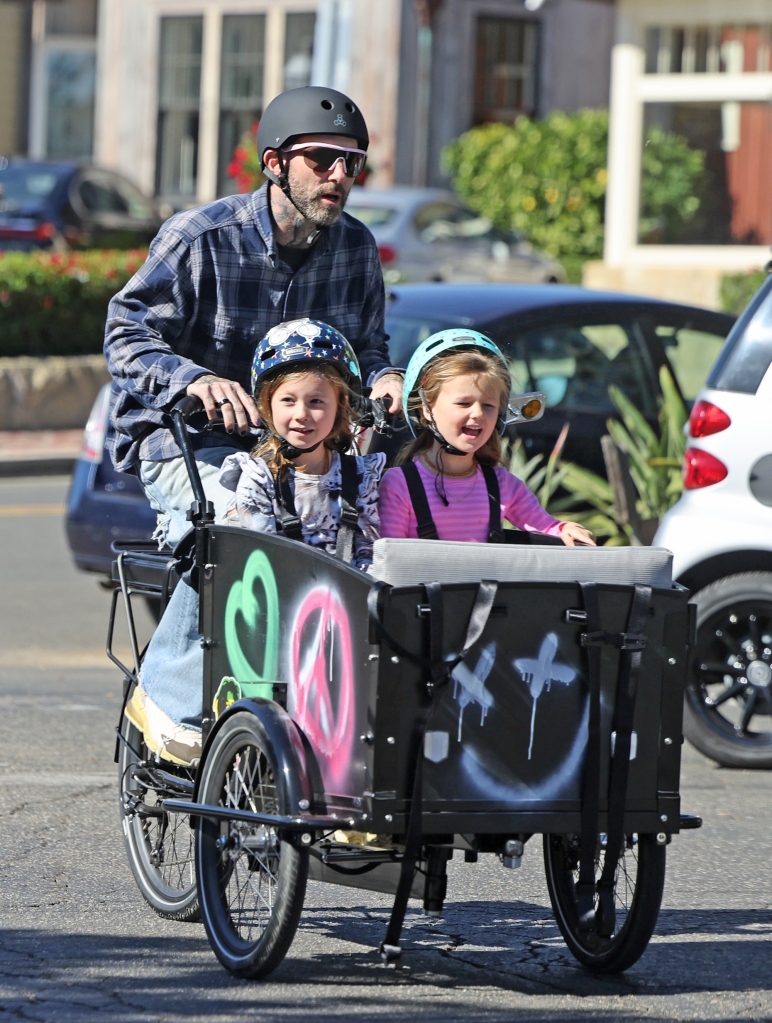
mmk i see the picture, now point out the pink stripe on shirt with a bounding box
[378,459,564,543]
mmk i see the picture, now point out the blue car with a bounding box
[65,283,735,579]
[0,158,162,251]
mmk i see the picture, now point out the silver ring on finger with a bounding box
[215,397,233,408]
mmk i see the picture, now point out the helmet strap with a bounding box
[277,437,324,462]
[269,151,317,223]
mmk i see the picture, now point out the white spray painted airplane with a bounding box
[514,633,577,760]
[451,642,496,742]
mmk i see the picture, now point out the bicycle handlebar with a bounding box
[169,396,211,524]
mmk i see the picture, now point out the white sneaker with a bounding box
[125,684,202,767]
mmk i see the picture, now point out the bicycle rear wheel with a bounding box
[543,832,665,973]
[119,714,199,921]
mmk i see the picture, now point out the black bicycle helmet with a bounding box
[258,86,369,171]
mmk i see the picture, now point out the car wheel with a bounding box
[685,572,772,767]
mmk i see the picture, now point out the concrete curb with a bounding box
[0,456,77,478]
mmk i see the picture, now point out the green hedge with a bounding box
[720,270,768,316]
[442,110,706,264]
[0,249,147,357]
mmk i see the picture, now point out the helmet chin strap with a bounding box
[277,437,324,461]
[418,388,466,457]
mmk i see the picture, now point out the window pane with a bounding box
[709,283,772,394]
[656,326,726,400]
[497,323,656,413]
[46,0,97,36]
[347,205,397,228]
[474,17,538,124]
[219,14,265,195]
[156,17,202,199]
[382,315,448,368]
[284,13,315,92]
[640,101,772,245]
[46,49,95,159]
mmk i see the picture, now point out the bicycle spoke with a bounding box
[706,682,746,707]
[698,661,745,677]
[738,687,759,734]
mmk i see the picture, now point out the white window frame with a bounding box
[606,0,772,271]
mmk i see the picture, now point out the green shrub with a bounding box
[721,269,767,316]
[0,249,147,357]
[442,110,705,263]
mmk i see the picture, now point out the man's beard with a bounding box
[287,176,349,227]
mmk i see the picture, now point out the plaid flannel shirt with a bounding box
[104,183,391,472]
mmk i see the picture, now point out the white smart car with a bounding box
[655,273,772,767]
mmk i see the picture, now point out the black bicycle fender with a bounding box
[194,698,314,814]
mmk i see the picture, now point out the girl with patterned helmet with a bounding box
[219,318,385,569]
[379,328,595,547]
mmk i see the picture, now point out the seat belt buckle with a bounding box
[580,630,607,647]
[618,632,647,651]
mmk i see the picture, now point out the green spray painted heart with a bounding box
[224,550,279,699]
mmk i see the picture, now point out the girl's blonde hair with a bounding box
[253,363,355,476]
[396,349,511,467]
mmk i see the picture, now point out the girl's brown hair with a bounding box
[396,349,511,467]
[253,363,355,476]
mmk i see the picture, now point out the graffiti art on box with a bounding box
[224,550,279,698]
[289,586,355,792]
[514,633,577,759]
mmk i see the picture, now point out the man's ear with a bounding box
[263,148,283,178]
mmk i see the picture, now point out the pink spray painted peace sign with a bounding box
[290,586,355,792]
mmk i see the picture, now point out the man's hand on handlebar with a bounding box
[369,372,403,415]
[186,375,259,435]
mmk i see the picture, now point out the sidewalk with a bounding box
[0,429,82,477]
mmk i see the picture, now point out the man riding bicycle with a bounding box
[104,86,402,764]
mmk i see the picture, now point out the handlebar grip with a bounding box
[170,394,205,421]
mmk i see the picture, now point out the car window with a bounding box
[347,205,396,228]
[708,280,772,394]
[0,165,62,214]
[383,314,450,368]
[78,173,155,220]
[496,321,657,414]
[655,325,726,400]
[414,202,496,244]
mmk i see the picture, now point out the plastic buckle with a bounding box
[580,631,646,651]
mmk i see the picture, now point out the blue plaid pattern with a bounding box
[104,183,391,472]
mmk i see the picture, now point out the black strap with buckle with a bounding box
[372,578,498,960]
[575,581,652,936]
[275,454,361,563]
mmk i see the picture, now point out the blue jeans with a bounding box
[137,445,241,728]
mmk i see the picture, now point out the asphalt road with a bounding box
[1,476,772,1022]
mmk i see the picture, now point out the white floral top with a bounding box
[219,450,386,570]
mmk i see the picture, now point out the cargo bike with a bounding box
[109,396,701,979]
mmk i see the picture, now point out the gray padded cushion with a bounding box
[371,538,674,588]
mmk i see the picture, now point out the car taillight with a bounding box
[378,244,398,265]
[33,221,56,240]
[81,384,111,463]
[689,400,731,438]
[683,448,728,489]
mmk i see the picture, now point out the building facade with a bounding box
[588,0,772,307]
[2,0,615,208]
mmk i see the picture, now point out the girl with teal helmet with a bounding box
[379,328,595,547]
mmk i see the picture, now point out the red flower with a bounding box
[43,295,54,308]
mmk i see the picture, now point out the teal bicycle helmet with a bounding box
[403,328,545,453]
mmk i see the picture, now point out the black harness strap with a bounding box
[334,454,360,565]
[576,581,652,936]
[400,461,505,543]
[274,471,304,542]
[480,464,506,544]
[275,454,361,564]
[595,583,652,937]
[400,461,439,539]
[576,581,603,931]
[376,578,498,960]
